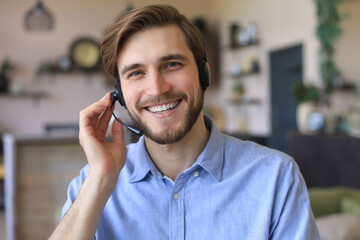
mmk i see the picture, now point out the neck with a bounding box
[145,114,210,181]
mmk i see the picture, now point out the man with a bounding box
[50,5,319,240]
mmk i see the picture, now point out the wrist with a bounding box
[86,169,120,197]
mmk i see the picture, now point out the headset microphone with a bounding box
[110,91,144,136]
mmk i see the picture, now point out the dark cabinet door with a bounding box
[289,132,360,188]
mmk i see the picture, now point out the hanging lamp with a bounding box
[24,0,54,31]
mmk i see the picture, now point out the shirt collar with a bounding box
[129,115,224,183]
[128,136,160,183]
[194,116,224,182]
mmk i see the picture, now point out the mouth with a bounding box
[145,99,181,113]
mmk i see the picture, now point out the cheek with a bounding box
[122,84,141,108]
[176,67,200,94]
[187,79,201,101]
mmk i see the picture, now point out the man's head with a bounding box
[100,5,209,144]
[101,4,205,82]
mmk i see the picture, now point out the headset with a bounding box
[110,50,211,136]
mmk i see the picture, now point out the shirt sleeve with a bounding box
[60,165,98,239]
[60,164,90,220]
[270,158,320,240]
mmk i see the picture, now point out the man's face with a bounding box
[117,25,204,144]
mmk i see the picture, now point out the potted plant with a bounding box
[0,58,14,93]
[315,0,350,94]
[292,81,321,133]
[230,82,245,103]
[292,81,320,104]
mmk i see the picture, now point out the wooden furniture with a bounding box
[0,164,4,209]
[2,134,86,240]
[289,132,360,189]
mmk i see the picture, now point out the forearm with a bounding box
[49,93,125,239]
[49,172,118,240]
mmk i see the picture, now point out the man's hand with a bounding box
[49,93,127,240]
[79,92,126,190]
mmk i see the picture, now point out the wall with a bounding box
[209,0,359,135]
[0,0,213,137]
[1,0,359,137]
[330,0,360,115]
[209,0,319,135]
[336,0,360,83]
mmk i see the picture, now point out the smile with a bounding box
[146,100,181,113]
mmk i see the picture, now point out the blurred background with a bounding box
[0,0,360,239]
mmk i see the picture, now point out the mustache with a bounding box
[136,92,187,109]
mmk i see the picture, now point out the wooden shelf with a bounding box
[0,91,49,99]
[37,69,111,84]
[0,91,50,106]
[228,98,262,105]
[223,40,260,50]
[38,66,105,76]
[225,69,260,79]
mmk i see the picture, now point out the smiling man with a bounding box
[118,25,206,148]
[50,5,319,240]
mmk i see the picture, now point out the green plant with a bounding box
[232,82,245,94]
[315,0,350,93]
[0,58,14,76]
[291,81,320,104]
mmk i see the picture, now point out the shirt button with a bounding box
[194,171,200,177]
[173,193,180,200]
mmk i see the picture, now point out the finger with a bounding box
[95,107,113,140]
[97,102,114,129]
[112,117,125,144]
[80,93,111,128]
[95,93,115,139]
[79,93,111,141]
[99,92,111,102]
[85,92,111,118]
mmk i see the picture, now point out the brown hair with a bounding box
[100,4,204,80]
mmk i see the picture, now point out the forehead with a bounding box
[117,25,194,66]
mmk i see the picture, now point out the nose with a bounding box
[145,70,171,96]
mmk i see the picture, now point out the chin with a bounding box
[145,129,187,145]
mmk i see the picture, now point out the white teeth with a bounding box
[148,101,179,113]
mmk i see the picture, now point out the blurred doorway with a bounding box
[268,44,303,153]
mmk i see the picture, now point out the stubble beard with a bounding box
[127,88,204,145]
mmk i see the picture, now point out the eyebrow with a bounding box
[160,53,189,62]
[120,54,190,77]
[120,63,144,76]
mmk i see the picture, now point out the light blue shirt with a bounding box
[62,117,319,239]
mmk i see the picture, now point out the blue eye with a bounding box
[129,71,142,77]
[167,62,182,68]
[168,62,178,67]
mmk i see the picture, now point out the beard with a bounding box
[127,88,204,145]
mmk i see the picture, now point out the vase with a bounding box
[296,102,317,133]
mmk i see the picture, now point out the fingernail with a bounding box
[101,94,108,101]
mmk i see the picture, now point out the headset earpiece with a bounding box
[114,78,127,109]
[197,51,211,90]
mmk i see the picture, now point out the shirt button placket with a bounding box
[173,193,180,200]
[170,176,186,240]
